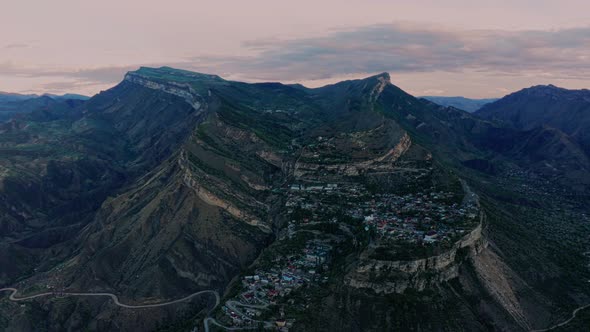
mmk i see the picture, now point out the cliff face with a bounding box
[295,133,412,177]
[345,213,487,294]
[124,72,203,110]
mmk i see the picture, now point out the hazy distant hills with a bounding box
[0,92,89,122]
[476,85,590,155]
[421,96,498,112]
[0,92,89,102]
[0,92,38,102]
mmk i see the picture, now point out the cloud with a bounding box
[54,65,142,83]
[422,89,446,96]
[209,23,590,82]
[0,62,140,83]
[2,22,590,95]
[0,62,157,94]
[3,43,30,49]
[40,80,109,91]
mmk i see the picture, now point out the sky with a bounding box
[1,0,589,98]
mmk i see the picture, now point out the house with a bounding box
[424,230,438,243]
[242,292,255,302]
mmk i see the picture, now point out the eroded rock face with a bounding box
[295,132,412,177]
[124,73,203,110]
[345,214,488,294]
[179,151,270,231]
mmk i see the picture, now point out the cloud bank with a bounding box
[214,23,590,81]
[2,23,589,95]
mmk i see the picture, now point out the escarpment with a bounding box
[124,71,204,110]
[345,208,488,294]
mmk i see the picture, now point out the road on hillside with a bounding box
[530,303,590,332]
[0,287,219,309]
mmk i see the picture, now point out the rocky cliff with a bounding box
[345,212,487,294]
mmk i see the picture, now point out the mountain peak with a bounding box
[515,84,590,100]
[528,84,563,91]
[365,72,391,83]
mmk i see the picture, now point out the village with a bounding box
[215,238,332,331]
[285,181,479,249]
[211,177,480,331]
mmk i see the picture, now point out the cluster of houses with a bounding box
[285,182,367,224]
[285,181,479,246]
[354,192,479,244]
[215,180,480,329]
[219,239,332,330]
[289,183,339,192]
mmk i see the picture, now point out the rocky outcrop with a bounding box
[177,151,271,232]
[370,74,391,103]
[124,72,203,110]
[345,213,487,294]
[294,133,412,177]
[471,244,533,330]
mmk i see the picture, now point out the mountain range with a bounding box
[0,67,589,331]
[477,85,590,156]
[420,96,498,112]
[0,93,89,122]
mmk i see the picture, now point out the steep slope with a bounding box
[383,94,590,193]
[381,86,590,330]
[0,68,318,330]
[476,85,590,155]
[0,72,215,290]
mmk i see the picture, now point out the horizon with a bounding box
[2,0,590,98]
[4,65,590,100]
[4,66,586,100]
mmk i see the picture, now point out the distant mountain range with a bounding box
[421,96,498,112]
[476,85,590,155]
[0,92,89,122]
[0,92,38,102]
[0,92,89,102]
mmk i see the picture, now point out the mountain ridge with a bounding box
[476,84,590,156]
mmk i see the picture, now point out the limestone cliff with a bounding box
[345,213,488,294]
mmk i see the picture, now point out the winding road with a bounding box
[0,287,219,309]
[530,303,590,332]
[1,286,268,331]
